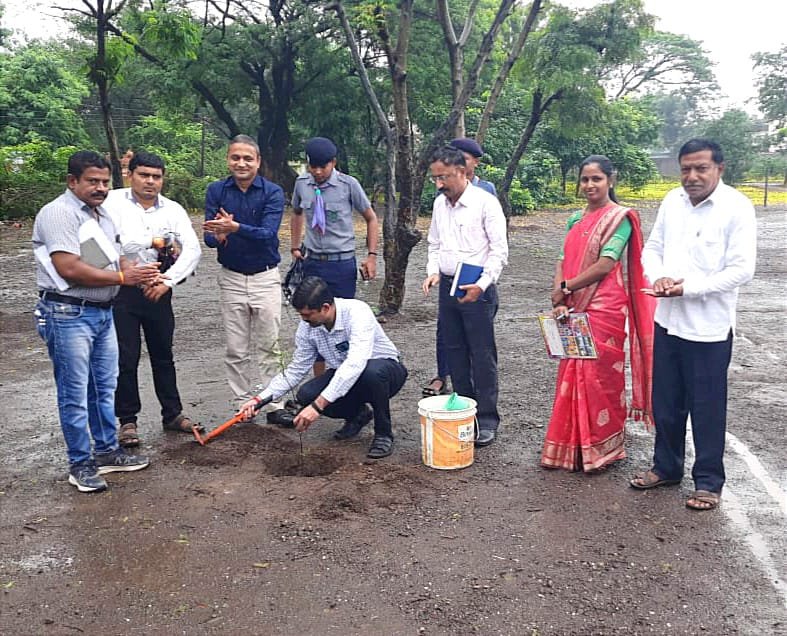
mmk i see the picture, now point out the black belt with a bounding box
[306,251,355,262]
[224,264,278,275]
[39,290,113,309]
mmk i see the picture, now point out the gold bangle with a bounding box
[118,270,125,285]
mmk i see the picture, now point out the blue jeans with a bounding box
[651,324,733,493]
[36,299,119,465]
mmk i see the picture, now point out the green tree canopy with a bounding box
[0,43,90,146]
[702,109,760,185]
[753,44,787,128]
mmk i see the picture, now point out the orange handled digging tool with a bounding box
[193,396,272,446]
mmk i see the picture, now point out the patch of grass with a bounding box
[617,180,786,206]
[736,185,787,205]
[617,181,677,201]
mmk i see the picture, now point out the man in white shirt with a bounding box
[632,139,756,511]
[421,146,508,447]
[239,277,407,459]
[104,151,202,446]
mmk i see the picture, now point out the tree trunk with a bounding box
[499,89,562,217]
[241,40,299,193]
[260,130,297,193]
[436,0,474,137]
[256,73,297,192]
[379,0,421,314]
[94,0,122,188]
[329,1,406,314]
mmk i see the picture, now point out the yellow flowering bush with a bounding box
[616,180,786,206]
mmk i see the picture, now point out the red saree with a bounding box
[541,204,655,472]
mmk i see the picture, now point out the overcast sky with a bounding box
[563,0,784,112]
[4,0,784,114]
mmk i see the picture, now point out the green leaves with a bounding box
[752,45,787,129]
[0,44,90,147]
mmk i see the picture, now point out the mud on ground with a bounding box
[0,204,785,635]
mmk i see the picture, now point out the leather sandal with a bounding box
[367,435,393,459]
[686,490,720,511]
[629,469,681,490]
[118,422,140,448]
[163,414,205,435]
[422,377,449,397]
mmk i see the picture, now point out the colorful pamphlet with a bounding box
[538,312,598,359]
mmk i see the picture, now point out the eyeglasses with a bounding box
[428,173,457,184]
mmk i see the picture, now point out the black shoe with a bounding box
[266,408,295,428]
[367,435,393,459]
[68,461,107,493]
[95,448,150,474]
[333,405,374,440]
[475,429,496,447]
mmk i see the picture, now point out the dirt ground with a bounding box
[0,201,785,635]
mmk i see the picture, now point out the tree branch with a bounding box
[476,0,543,144]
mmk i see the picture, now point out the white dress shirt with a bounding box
[105,188,201,286]
[642,181,756,342]
[260,298,400,404]
[426,182,508,291]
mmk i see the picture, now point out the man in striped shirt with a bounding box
[33,151,160,492]
[239,277,407,459]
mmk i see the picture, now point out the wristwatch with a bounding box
[561,280,572,294]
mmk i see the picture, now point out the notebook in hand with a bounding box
[79,237,112,270]
[449,262,484,298]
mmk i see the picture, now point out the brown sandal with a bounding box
[686,490,720,511]
[630,469,681,490]
[422,377,449,397]
[163,414,205,434]
[118,422,140,447]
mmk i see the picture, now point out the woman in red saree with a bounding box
[542,155,655,472]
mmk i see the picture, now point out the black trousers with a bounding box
[296,358,408,438]
[438,275,500,431]
[113,286,182,425]
[651,324,733,493]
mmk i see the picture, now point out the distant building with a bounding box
[649,151,680,178]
